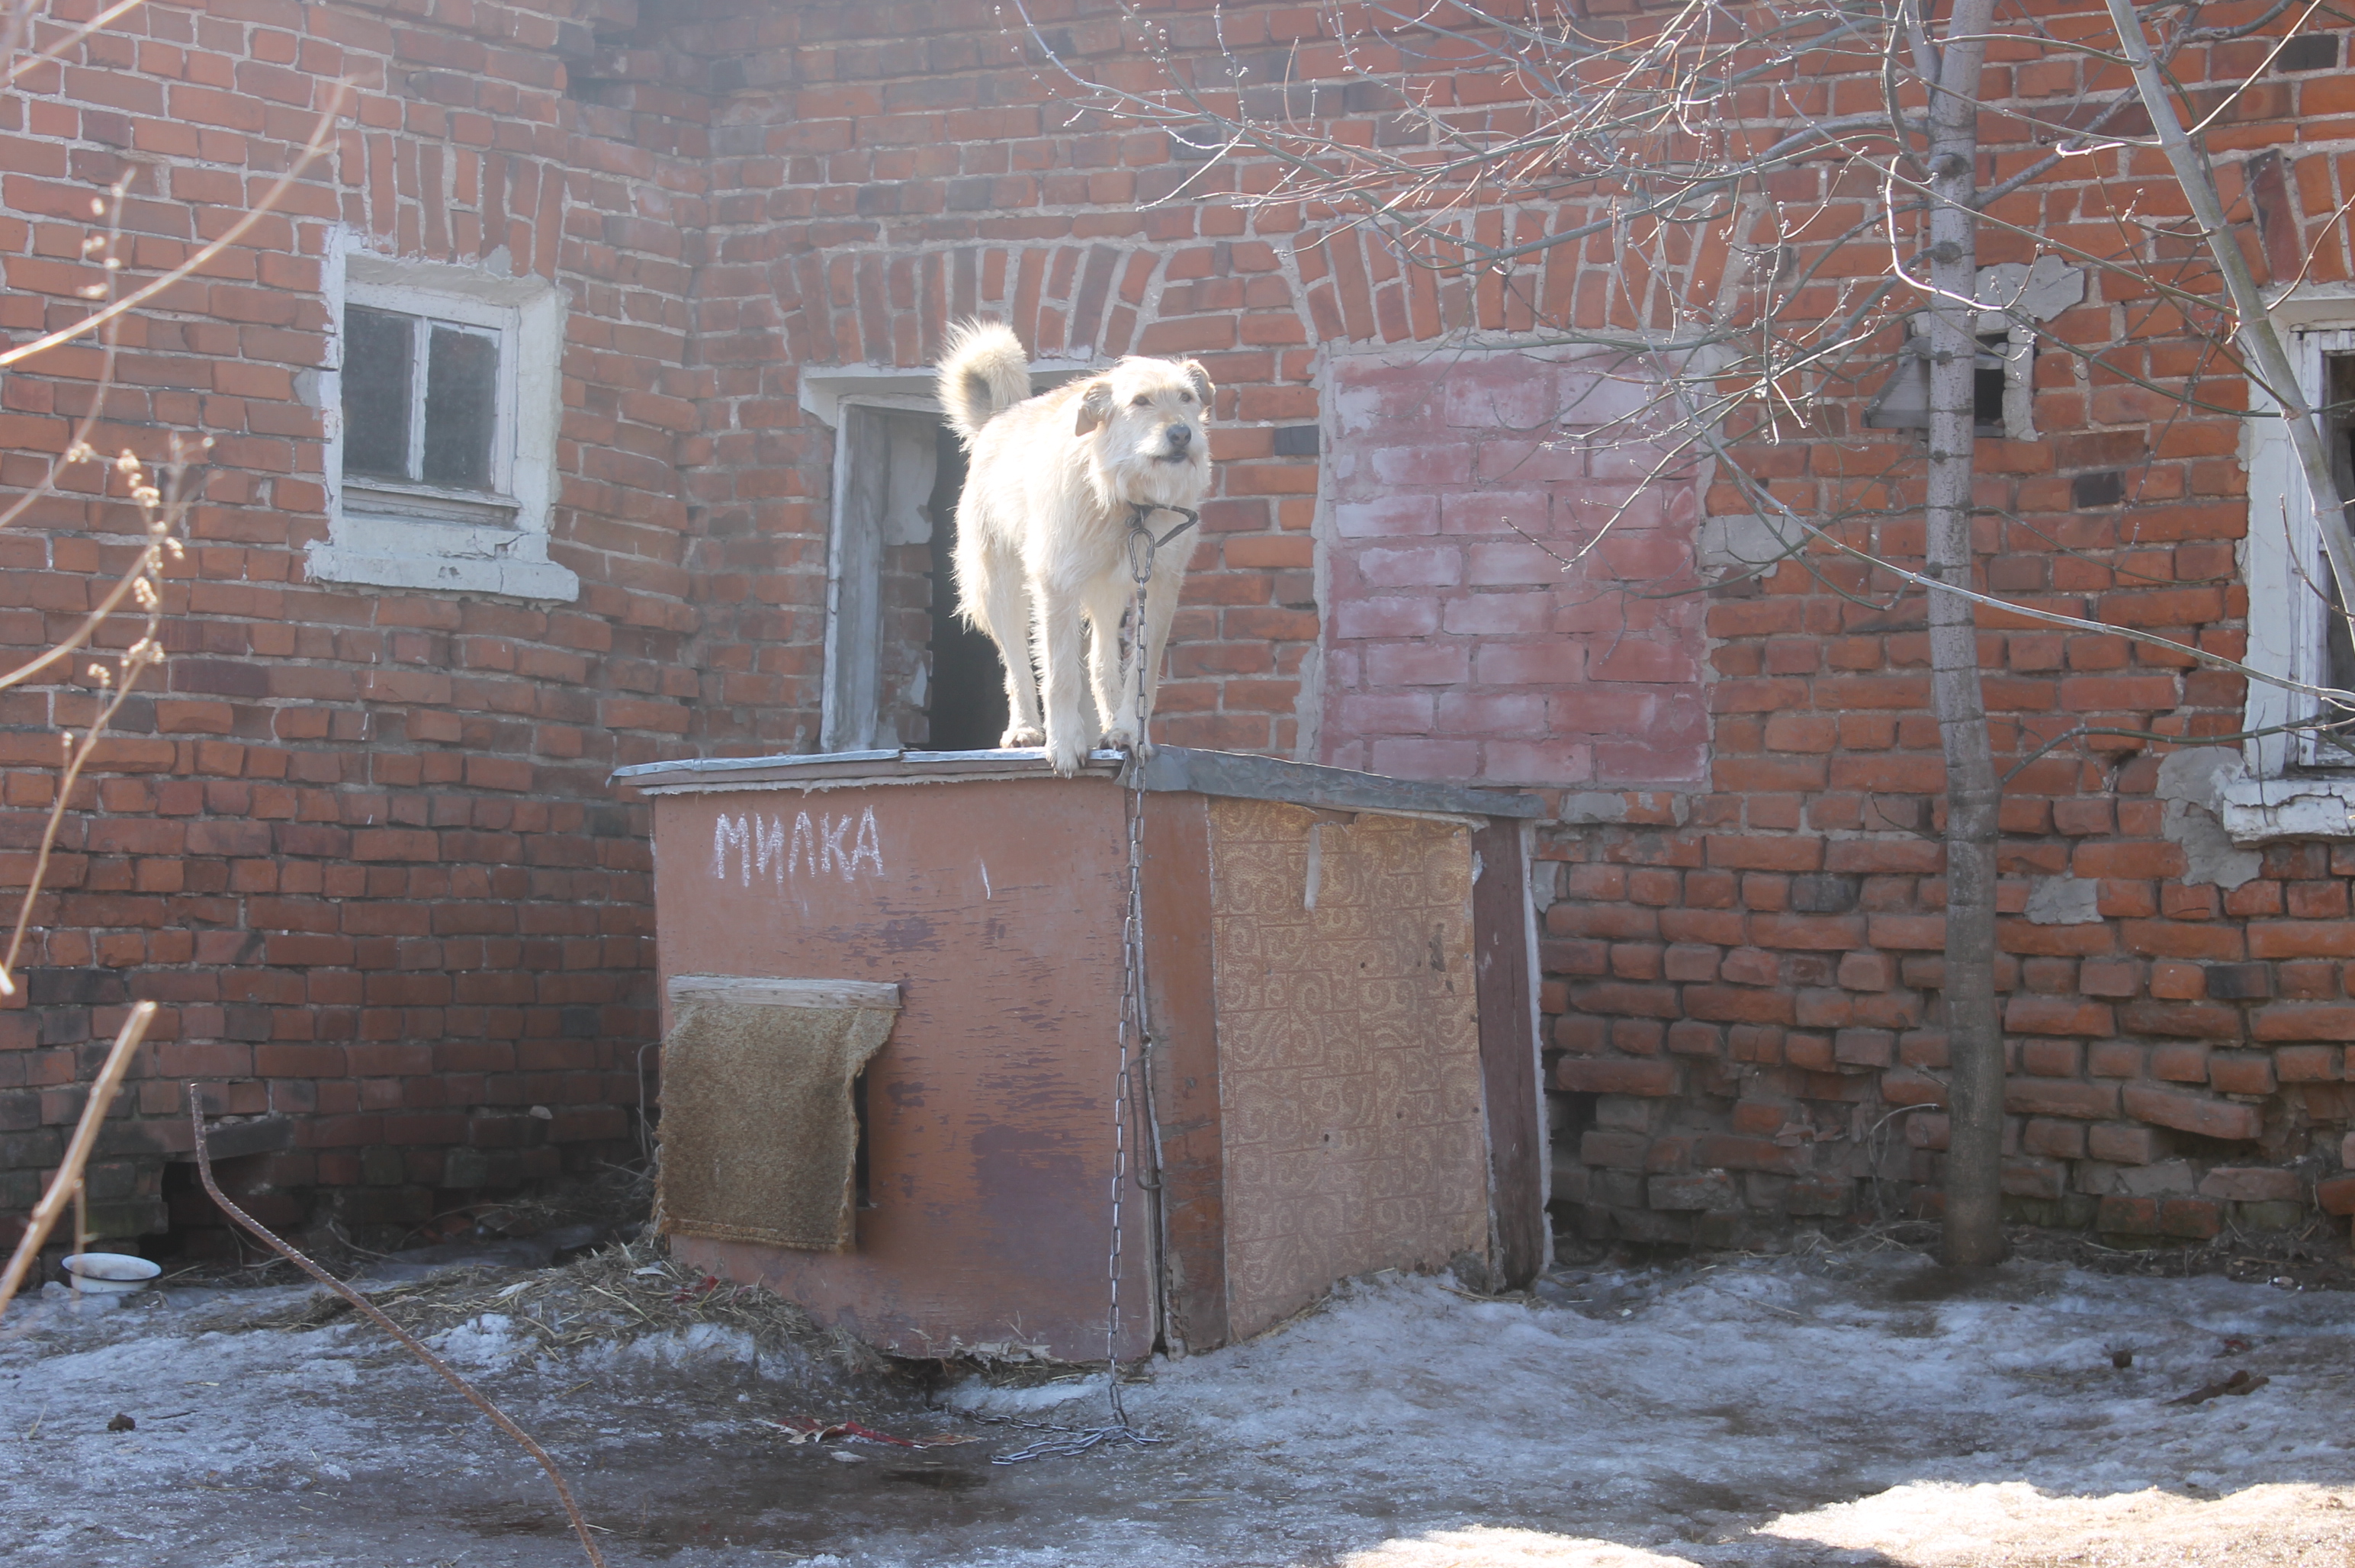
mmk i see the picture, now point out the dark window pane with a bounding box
[2325,566,2355,694]
[1974,334,2010,429]
[2325,358,2355,757]
[1973,366,2008,428]
[342,306,413,480]
[2322,550,2355,759]
[422,325,498,491]
[2328,420,2355,705]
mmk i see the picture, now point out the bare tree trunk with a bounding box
[1923,0,2005,1268]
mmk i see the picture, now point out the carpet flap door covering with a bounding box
[658,975,901,1252]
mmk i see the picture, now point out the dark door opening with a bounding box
[924,423,1010,750]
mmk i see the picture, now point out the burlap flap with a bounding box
[657,982,898,1252]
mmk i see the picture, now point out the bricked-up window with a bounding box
[308,239,577,602]
[1320,346,1708,786]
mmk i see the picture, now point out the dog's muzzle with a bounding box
[1157,424,1194,461]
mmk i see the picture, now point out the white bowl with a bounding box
[63,1253,161,1295]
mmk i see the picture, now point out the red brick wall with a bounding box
[3,0,2352,1251]
[0,0,723,1241]
[1544,814,2355,1246]
[1512,5,2355,1245]
[670,0,2355,1245]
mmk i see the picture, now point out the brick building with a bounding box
[4,0,2354,1252]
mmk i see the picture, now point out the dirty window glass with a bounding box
[343,305,503,493]
[342,306,413,480]
[2321,353,2355,761]
[422,325,497,490]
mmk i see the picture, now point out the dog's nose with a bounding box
[1165,423,1192,450]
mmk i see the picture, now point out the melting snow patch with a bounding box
[945,1372,1110,1417]
[3,1253,2353,1566]
[427,1311,533,1370]
[1340,1528,1704,1567]
[596,1321,759,1370]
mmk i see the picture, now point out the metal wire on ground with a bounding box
[187,1084,611,1567]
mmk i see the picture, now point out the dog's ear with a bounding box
[1182,360,1214,412]
[1073,378,1114,437]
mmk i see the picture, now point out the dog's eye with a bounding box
[1179,392,1194,403]
[1131,395,1150,407]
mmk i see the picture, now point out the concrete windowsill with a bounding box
[2218,773,2355,843]
[307,543,580,602]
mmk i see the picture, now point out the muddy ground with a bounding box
[3,1239,2353,1567]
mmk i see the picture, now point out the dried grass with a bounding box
[1561,1216,2355,1295]
[397,1164,656,1252]
[243,1238,897,1380]
[2003,1219,2355,1291]
[1772,1217,2352,1291]
[173,1165,658,1289]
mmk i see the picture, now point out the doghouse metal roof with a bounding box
[610,744,1547,820]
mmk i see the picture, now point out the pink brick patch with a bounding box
[1322,349,1705,786]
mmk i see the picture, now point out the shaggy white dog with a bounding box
[936,320,1214,776]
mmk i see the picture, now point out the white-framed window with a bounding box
[342,293,509,506]
[2228,287,2355,837]
[2257,326,2355,762]
[307,235,576,601]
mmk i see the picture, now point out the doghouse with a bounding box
[611,747,1547,1361]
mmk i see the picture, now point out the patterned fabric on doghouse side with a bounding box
[657,975,899,1252]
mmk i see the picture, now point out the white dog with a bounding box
[937,320,1214,776]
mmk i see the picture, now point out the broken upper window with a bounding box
[307,241,576,601]
[1866,259,2084,442]
[798,362,1107,755]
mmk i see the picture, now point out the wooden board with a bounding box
[654,777,1155,1362]
[1140,792,1226,1354]
[1472,818,1546,1288]
[1206,799,1490,1340]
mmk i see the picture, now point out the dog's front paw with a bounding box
[999,723,1046,750]
[1100,725,1155,760]
[1047,737,1088,777]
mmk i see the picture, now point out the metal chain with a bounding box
[989,505,1190,1466]
[1104,763,1144,1422]
[990,776,1153,1467]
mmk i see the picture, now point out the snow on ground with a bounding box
[2,1250,2351,1566]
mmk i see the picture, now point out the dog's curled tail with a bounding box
[936,320,1030,442]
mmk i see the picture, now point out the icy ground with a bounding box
[2,1250,2352,1566]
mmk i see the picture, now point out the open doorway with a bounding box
[922,424,1009,750]
[821,406,1010,753]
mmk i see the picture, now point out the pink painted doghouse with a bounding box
[614,747,1547,1361]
